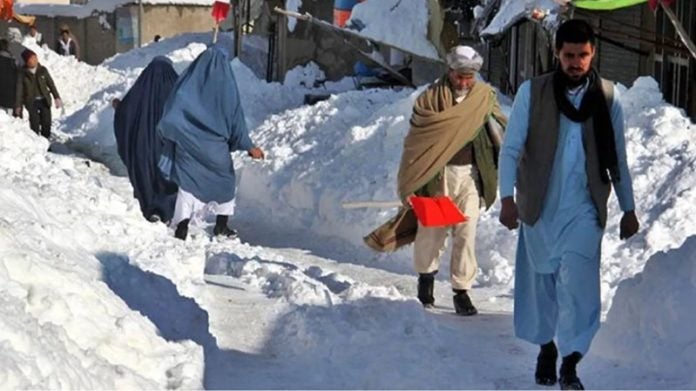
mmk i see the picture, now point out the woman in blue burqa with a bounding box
[113,56,179,223]
[158,46,265,241]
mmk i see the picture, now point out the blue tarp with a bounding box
[158,46,253,204]
[113,56,178,222]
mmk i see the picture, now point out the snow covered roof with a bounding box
[346,0,440,60]
[478,0,564,38]
[16,0,214,18]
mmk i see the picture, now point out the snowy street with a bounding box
[1,22,695,389]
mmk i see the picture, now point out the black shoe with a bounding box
[175,219,189,241]
[535,341,558,386]
[559,352,584,390]
[147,214,161,223]
[417,272,436,307]
[213,215,237,237]
[214,226,238,237]
[453,289,477,316]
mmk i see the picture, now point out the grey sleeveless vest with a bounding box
[517,73,615,228]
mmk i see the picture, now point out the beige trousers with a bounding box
[413,165,481,290]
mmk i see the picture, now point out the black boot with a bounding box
[175,219,190,241]
[213,215,237,237]
[559,352,584,390]
[417,272,436,308]
[535,340,558,386]
[453,289,477,316]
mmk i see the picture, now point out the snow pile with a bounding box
[348,0,439,59]
[205,240,402,307]
[479,0,561,37]
[0,113,203,388]
[595,236,696,388]
[600,77,696,308]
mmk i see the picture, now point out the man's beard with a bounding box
[453,87,470,98]
[561,68,589,87]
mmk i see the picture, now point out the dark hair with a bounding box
[0,38,8,51]
[154,34,161,42]
[555,19,596,51]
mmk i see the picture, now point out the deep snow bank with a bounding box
[0,113,203,388]
[595,236,696,388]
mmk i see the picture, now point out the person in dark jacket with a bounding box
[56,27,79,58]
[14,49,62,138]
[0,38,18,115]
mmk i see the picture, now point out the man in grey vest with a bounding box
[498,20,639,390]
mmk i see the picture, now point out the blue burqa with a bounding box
[114,56,179,222]
[158,46,253,204]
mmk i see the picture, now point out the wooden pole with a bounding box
[660,0,696,61]
[234,0,242,58]
[342,201,402,209]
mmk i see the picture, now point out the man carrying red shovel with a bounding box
[365,45,507,316]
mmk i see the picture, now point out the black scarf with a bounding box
[553,67,619,184]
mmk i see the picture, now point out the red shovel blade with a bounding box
[409,196,468,227]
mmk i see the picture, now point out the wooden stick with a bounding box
[273,7,311,22]
[342,201,402,209]
[213,22,220,44]
[660,1,696,61]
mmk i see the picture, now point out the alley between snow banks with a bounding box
[1,31,694,389]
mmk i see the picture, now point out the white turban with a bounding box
[446,45,483,73]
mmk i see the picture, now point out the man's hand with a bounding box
[54,98,62,109]
[248,147,265,160]
[499,196,519,230]
[620,211,639,240]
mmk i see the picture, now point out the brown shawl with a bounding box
[365,78,503,252]
[397,77,498,200]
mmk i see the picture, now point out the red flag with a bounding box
[409,196,468,227]
[212,0,230,23]
[1,0,14,21]
[649,0,675,11]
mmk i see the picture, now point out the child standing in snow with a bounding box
[14,49,62,139]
